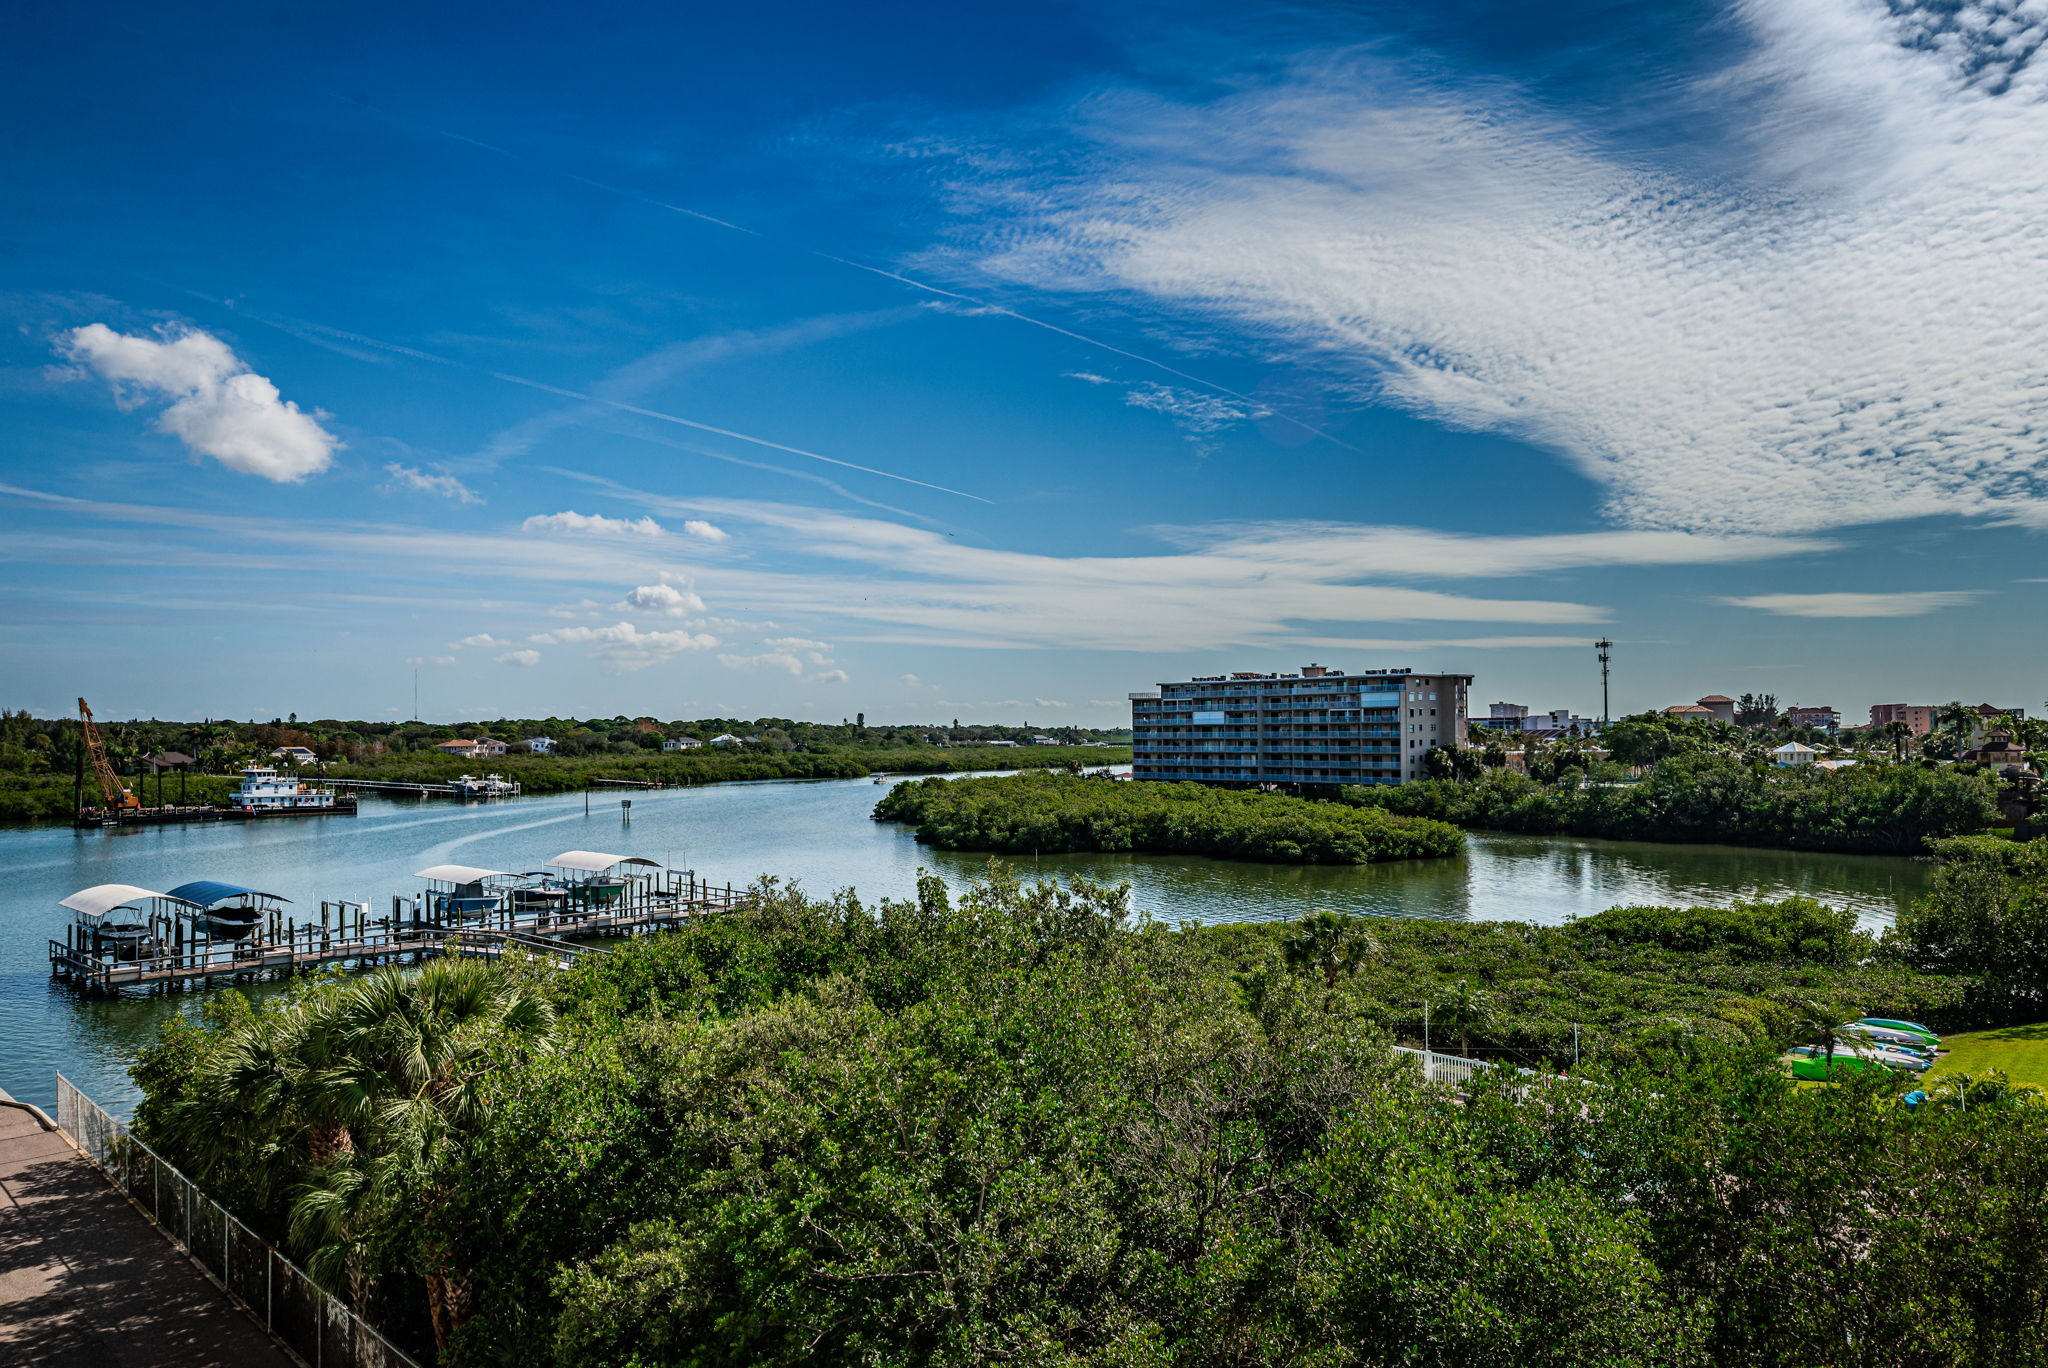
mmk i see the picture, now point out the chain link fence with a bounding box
[55,1075,423,1368]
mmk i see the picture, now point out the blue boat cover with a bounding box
[164,880,291,908]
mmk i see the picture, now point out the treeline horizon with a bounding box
[0,707,1131,770]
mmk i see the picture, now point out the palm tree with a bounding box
[1435,978,1492,1058]
[1284,910,1380,994]
[1880,720,1915,763]
[165,959,553,1348]
[1934,701,1976,758]
[1787,997,1856,1071]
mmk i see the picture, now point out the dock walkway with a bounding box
[51,873,741,996]
[0,1090,291,1368]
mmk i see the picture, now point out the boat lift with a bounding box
[414,864,513,921]
[163,880,291,942]
[542,850,664,913]
[57,884,200,963]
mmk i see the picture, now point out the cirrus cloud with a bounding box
[1717,590,1982,618]
[964,0,2048,536]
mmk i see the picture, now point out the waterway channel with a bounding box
[0,771,1932,1114]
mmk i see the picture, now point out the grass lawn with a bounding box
[1926,1023,2048,1090]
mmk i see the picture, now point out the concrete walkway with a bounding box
[0,1092,291,1368]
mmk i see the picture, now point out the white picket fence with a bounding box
[55,1075,422,1368]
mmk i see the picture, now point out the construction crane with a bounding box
[78,697,139,812]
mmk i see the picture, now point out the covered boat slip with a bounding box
[164,880,291,940]
[50,858,742,996]
[414,851,666,921]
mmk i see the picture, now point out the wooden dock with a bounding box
[323,778,517,798]
[49,872,741,996]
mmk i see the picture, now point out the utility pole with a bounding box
[1595,638,1613,724]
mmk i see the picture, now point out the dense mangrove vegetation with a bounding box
[1347,752,1999,854]
[130,844,2048,1367]
[874,771,1463,863]
[0,693,1127,821]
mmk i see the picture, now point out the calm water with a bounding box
[0,772,1930,1114]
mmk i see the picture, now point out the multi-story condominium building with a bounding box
[1783,705,1840,731]
[1129,664,1472,788]
[1868,704,1936,735]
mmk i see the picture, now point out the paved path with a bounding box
[0,1092,291,1367]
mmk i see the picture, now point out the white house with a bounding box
[663,736,704,751]
[708,733,742,746]
[1772,742,1819,767]
[271,745,317,765]
[524,737,556,755]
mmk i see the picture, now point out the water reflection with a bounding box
[0,774,1928,1113]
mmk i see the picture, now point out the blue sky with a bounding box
[4,0,2046,727]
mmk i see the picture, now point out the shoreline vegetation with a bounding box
[874,771,1464,864]
[1343,753,2000,855]
[127,842,2048,1367]
[0,744,1131,824]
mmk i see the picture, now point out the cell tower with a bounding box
[1595,638,1613,724]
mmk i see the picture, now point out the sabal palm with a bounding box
[1435,978,1491,1058]
[169,959,551,1345]
[1936,701,1976,753]
[1787,997,1854,1066]
[1284,910,1380,992]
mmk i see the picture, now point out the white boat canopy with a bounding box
[414,864,511,884]
[544,850,663,873]
[59,884,198,920]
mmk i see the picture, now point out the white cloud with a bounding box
[59,324,338,481]
[497,649,542,667]
[383,463,482,505]
[1717,591,1982,618]
[1122,383,1260,451]
[404,655,459,666]
[681,519,730,543]
[619,582,706,616]
[450,633,507,648]
[0,482,1832,656]
[966,1,2048,535]
[719,635,840,680]
[899,673,925,687]
[521,510,666,537]
[530,620,718,671]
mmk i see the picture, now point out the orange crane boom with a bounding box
[78,697,139,811]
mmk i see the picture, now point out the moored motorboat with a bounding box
[57,884,197,963]
[415,864,512,920]
[164,880,290,940]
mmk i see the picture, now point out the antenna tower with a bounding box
[1595,638,1613,724]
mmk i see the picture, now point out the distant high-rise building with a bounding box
[1130,664,1471,787]
[1868,704,1936,735]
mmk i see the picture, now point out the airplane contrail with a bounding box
[327,94,1357,451]
[167,286,990,502]
[490,373,991,502]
